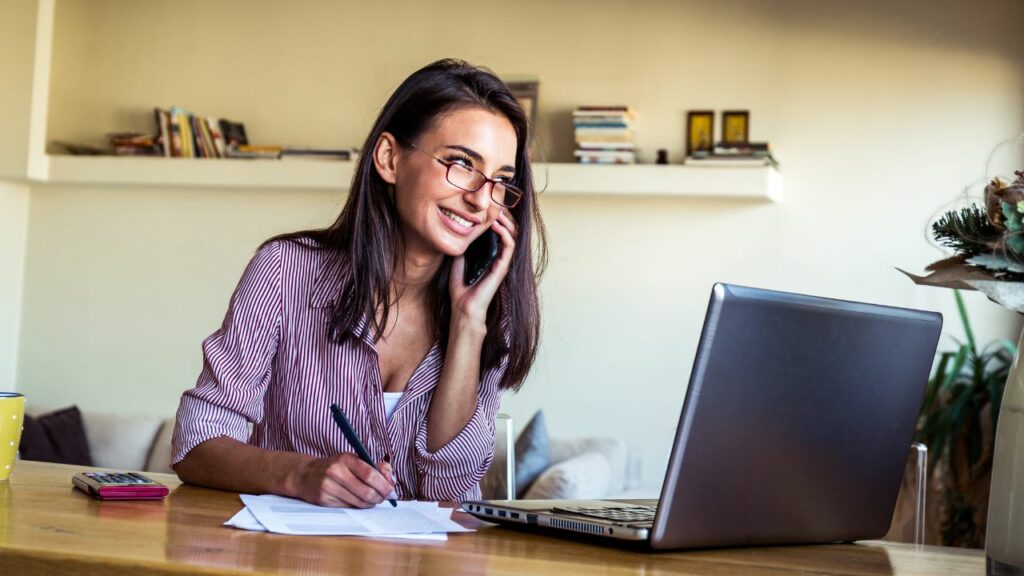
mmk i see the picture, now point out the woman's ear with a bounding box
[373,132,399,184]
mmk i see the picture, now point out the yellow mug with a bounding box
[0,393,25,482]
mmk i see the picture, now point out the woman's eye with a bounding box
[446,155,474,168]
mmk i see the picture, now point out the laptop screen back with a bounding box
[650,284,942,549]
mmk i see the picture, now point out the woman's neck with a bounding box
[391,250,443,304]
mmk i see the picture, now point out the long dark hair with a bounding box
[266,58,546,392]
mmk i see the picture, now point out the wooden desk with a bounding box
[0,461,983,576]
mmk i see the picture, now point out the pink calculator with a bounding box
[72,471,169,500]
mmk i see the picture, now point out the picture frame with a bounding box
[505,78,539,141]
[721,110,749,145]
[686,111,714,157]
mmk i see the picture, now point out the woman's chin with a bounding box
[431,235,471,258]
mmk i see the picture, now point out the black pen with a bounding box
[329,403,397,507]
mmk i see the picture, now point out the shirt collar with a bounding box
[309,249,344,309]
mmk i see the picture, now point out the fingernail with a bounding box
[388,490,398,500]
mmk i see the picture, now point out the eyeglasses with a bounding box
[404,141,523,209]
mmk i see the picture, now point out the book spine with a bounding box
[153,108,169,157]
[169,111,182,157]
[207,117,225,158]
[198,117,214,158]
[177,110,193,158]
[191,115,207,158]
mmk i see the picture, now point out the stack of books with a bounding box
[154,107,236,158]
[152,106,354,161]
[684,141,778,168]
[572,106,636,164]
[107,133,160,156]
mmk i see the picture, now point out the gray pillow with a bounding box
[514,410,549,498]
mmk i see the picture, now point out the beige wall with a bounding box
[0,0,37,389]
[11,0,1024,485]
[0,183,30,391]
[0,0,37,179]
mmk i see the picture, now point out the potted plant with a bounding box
[904,169,1024,572]
[916,290,1016,547]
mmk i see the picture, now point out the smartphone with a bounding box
[464,230,500,286]
[72,471,169,500]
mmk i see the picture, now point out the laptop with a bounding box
[463,283,942,550]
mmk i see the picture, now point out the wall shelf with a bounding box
[33,155,783,202]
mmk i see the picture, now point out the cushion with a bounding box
[522,451,612,500]
[82,411,164,471]
[144,419,175,474]
[18,414,57,461]
[480,414,514,499]
[514,410,549,498]
[549,436,628,494]
[18,406,93,466]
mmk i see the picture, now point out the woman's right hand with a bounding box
[288,452,396,508]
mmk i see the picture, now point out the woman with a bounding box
[172,59,546,507]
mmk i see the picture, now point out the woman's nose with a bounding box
[464,182,492,212]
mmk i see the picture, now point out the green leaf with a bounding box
[1008,235,1024,257]
[921,352,955,413]
[954,290,976,351]
[1003,202,1023,232]
[988,372,1007,434]
[942,345,970,392]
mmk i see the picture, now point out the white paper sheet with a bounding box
[234,495,471,538]
[225,507,268,531]
[224,507,452,541]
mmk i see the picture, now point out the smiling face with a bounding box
[389,107,518,263]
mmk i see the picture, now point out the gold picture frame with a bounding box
[686,111,714,157]
[721,110,749,145]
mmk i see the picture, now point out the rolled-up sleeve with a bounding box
[171,242,283,466]
[413,351,506,501]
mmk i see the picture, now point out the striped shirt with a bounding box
[171,239,506,501]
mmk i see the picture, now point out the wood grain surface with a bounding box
[0,461,984,575]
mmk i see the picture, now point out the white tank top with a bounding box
[382,392,403,421]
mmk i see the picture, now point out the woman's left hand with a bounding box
[449,208,517,327]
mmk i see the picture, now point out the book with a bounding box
[572,109,635,119]
[153,108,171,157]
[576,136,635,144]
[574,127,635,137]
[219,119,248,147]
[167,109,183,157]
[207,117,226,157]
[52,140,110,155]
[190,116,209,157]
[279,147,352,161]
[171,108,194,158]
[202,118,218,158]
[225,143,282,159]
[106,132,160,156]
[574,106,635,117]
[575,141,637,149]
[575,156,636,165]
[574,150,636,163]
[683,156,777,168]
[713,141,771,156]
[572,120,633,128]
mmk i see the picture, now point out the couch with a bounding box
[25,406,175,474]
[481,412,650,501]
[25,406,647,501]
